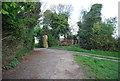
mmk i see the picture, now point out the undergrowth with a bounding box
[2,58,20,70]
[3,47,30,70]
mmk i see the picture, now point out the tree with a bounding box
[91,21,114,49]
[91,17,119,51]
[50,13,70,39]
[42,10,53,33]
[50,4,73,17]
[42,9,70,40]
[77,3,103,49]
[2,2,41,66]
[77,3,118,52]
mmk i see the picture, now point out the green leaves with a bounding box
[2,2,41,68]
[42,9,70,40]
[10,2,17,8]
[77,4,103,49]
[77,3,118,52]
[4,3,9,10]
[0,9,9,14]
[10,58,20,67]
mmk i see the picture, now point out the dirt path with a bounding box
[2,48,87,79]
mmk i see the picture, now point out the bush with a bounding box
[2,2,41,69]
[48,34,58,47]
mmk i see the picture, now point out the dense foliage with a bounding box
[2,2,41,66]
[34,23,43,47]
[43,9,70,39]
[77,3,119,52]
[35,4,71,47]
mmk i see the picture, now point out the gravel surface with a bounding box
[2,48,87,79]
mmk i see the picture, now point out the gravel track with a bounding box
[2,48,87,79]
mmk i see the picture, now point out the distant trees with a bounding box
[49,13,70,39]
[34,23,43,47]
[49,4,73,40]
[34,4,72,47]
[77,3,118,51]
[42,9,70,46]
[33,3,73,47]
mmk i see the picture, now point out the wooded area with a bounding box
[77,4,119,51]
[1,2,119,70]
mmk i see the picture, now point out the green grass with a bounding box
[50,46,119,58]
[50,46,119,79]
[73,54,119,79]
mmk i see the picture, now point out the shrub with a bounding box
[48,34,58,47]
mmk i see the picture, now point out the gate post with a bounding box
[43,34,48,48]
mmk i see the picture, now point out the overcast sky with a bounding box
[40,0,119,35]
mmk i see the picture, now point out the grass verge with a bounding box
[2,47,30,70]
[73,54,119,79]
[2,58,20,70]
[50,46,119,58]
